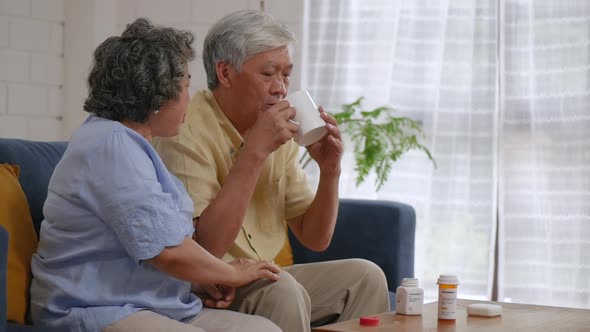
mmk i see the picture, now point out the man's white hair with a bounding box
[203,10,297,89]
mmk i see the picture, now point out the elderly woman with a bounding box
[30,18,282,332]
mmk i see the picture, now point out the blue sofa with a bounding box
[0,138,415,331]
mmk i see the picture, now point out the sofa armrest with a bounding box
[6,323,50,332]
[288,199,415,292]
[0,139,68,236]
[6,323,49,332]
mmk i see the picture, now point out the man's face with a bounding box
[228,46,293,128]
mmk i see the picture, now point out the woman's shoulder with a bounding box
[74,116,147,148]
[68,116,154,168]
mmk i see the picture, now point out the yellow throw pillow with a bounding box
[0,164,38,324]
[274,225,294,267]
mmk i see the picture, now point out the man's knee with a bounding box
[340,259,390,314]
[260,271,310,305]
[239,270,310,313]
[347,259,388,286]
[236,271,311,332]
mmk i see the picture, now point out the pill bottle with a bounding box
[395,278,424,315]
[437,275,459,320]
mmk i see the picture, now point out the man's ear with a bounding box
[216,61,233,88]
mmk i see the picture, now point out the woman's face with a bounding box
[150,65,191,137]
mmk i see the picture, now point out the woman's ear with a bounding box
[216,61,233,88]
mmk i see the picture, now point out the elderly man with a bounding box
[154,10,389,332]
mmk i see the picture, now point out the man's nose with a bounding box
[272,78,287,98]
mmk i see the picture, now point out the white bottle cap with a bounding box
[401,278,419,287]
[437,275,459,285]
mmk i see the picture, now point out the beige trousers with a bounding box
[228,258,390,332]
[102,307,281,332]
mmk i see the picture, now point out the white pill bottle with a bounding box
[395,278,424,315]
[437,275,459,320]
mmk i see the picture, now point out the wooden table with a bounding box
[312,299,590,331]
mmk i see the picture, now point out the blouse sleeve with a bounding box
[81,130,192,262]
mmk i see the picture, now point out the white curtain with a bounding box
[302,0,590,308]
[500,0,590,308]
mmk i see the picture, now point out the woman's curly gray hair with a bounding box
[84,18,195,123]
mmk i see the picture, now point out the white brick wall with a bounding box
[9,18,54,52]
[48,86,62,117]
[28,116,62,140]
[32,0,64,21]
[0,0,30,17]
[8,84,47,115]
[263,0,303,24]
[31,53,63,85]
[0,115,27,137]
[0,50,29,82]
[0,0,64,141]
[0,16,8,47]
[0,0,304,140]
[138,0,193,25]
[191,0,252,24]
[49,21,62,53]
[0,82,6,114]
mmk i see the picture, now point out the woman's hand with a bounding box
[192,258,280,308]
[227,257,281,287]
[192,283,236,309]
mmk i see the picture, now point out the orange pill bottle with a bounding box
[437,275,459,320]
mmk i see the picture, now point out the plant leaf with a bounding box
[307,96,436,191]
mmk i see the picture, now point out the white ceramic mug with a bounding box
[287,90,327,146]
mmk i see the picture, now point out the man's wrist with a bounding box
[240,143,269,165]
[319,166,342,179]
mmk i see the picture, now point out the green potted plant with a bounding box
[301,97,436,190]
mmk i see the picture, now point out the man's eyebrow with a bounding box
[260,62,294,70]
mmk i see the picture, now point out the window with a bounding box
[303,0,590,308]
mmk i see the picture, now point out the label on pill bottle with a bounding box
[438,287,457,320]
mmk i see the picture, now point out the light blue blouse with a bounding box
[30,116,202,332]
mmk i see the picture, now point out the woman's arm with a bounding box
[147,236,280,287]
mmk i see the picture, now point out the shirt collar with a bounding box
[204,90,244,158]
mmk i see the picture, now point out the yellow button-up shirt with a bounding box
[154,90,315,262]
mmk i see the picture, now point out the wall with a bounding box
[0,0,64,141]
[0,0,304,141]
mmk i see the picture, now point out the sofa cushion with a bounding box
[0,165,38,324]
[0,139,67,236]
